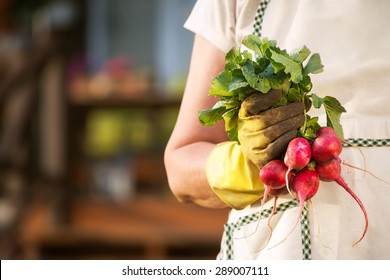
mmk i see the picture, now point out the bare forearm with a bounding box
[164,34,228,209]
[164,141,227,209]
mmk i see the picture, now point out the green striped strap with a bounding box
[253,0,271,38]
[218,199,311,260]
[343,138,390,147]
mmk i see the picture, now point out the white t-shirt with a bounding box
[185,0,390,139]
[184,0,260,53]
[185,0,390,259]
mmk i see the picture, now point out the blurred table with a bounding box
[20,195,229,260]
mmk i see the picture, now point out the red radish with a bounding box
[269,167,319,249]
[260,160,290,190]
[315,158,341,182]
[267,187,289,231]
[239,161,290,243]
[316,126,338,138]
[257,159,291,244]
[267,186,289,228]
[291,168,320,213]
[258,194,282,252]
[316,158,368,246]
[290,168,319,235]
[284,138,312,170]
[259,160,291,203]
[284,137,312,193]
[322,127,368,167]
[316,126,354,163]
[312,134,342,163]
[269,186,289,197]
[245,163,291,253]
[259,160,291,205]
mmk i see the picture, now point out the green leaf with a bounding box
[225,47,241,69]
[228,74,249,92]
[225,47,241,62]
[273,96,288,107]
[269,49,303,83]
[198,102,227,126]
[225,47,251,72]
[242,34,263,57]
[323,96,346,139]
[268,53,285,73]
[306,116,320,127]
[222,108,239,132]
[227,125,239,142]
[222,107,239,142]
[241,60,257,86]
[301,115,320,138]
[260,39,277,58]
[237,88,256,101]
[326,115,344,139]
[311,93,324,109]
[209,71,232,97]
[304,53,324,75]
[287,88,304,103]
[299,75,312,93]
[241,60,271,93]
[290,45,311,63]
[220,96,240,109]
[268,74,290,94]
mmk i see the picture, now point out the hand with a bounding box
[238,90,305,169]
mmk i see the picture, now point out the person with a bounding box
[164,0,390,259]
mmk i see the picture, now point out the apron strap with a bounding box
[343,138,390,147]
[253,0,272,37]
[219,199,312,260]
[300,204,311,260]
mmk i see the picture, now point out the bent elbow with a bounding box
[169,182,192,204]
[164,146,190,204]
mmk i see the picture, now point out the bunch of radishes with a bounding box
[259,126,368,247]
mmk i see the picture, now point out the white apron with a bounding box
[218,0,390,260]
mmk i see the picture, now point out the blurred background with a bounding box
[0,0,229,259]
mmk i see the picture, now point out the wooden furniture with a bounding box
[52,93,230,260]
[20,195,229,260]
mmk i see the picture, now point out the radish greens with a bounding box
[198,35,345,141]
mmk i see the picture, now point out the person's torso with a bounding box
[259,0,390,138]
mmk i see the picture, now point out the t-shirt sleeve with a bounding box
[184,0,237,53]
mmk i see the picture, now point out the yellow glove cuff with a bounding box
[206,141,265,210]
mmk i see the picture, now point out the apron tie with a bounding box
[343,138,390,147]
[253,0,272,37]
[218,199,312,260]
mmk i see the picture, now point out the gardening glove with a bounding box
[238,90,306,169]
[206,141,263,209]
[206,90,305,210]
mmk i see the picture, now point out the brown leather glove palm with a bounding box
[238,89,305,169]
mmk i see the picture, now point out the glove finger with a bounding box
[239,102,305,131]
[240,89,282,116]
[251,130,298,168]
[239,113,305,150]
